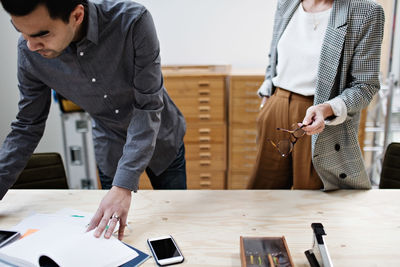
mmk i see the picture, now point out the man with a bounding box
[0,0,186,240]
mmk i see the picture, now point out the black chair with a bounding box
[379,142,400,189]
[11,153,69,189]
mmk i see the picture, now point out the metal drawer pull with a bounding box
[200,173,211,179]
[199,114,211,120]
[245,108,259,113]
[198,81,210,86]
[244,155,256,159]
[244,82,261,87]
[200,152,211,158]
[199,144,211,150]
[199,89,210,95]
[199,137,211,142]
[243,147,257,152]
[200,160,211,166]
[199,106,210,112]
[200,181,212,186]
[244,130,257,135]
[199,97,210,104]
[245,100,259,104]
[199,128,211,134]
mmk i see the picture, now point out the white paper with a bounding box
[0,210,138,267]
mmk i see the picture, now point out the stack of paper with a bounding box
[0,209,149,267]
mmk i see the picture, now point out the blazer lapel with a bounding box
[276,0,301,42]
[314,0,350,104]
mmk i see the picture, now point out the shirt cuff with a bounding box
[257,80,272,98]
[324,97,347,125]
[112,168,140,192]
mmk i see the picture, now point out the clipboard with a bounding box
[304,223,333,267]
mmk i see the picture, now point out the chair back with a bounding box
[11,153,69,189]
[380,143,400,189]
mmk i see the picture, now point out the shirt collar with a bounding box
[82,1,99,45]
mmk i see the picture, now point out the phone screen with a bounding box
[149,238,181,260]
[0,231,16,243]
[0,230,20,248]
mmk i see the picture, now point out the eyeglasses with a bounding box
[267,123,307,157]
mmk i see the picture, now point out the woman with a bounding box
[248,0,384,190]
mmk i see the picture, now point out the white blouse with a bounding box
[272,4,331,95]
[258,3,347,125]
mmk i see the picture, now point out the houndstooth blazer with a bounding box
[262,0,385,190]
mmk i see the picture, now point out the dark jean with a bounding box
[98,142,187,190]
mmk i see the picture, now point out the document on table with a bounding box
[0,209,141,267]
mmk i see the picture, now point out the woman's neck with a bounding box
[302,0,333,13]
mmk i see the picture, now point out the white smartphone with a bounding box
[147,235,184,266]
[0,230,20,248]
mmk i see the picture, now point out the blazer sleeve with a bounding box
[337,3,385,116]
[257,1,282,98]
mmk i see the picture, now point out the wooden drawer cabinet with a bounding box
[184,124,226,144]
[230,98,260,124]
[231,80,263,98]
[138,172,152,190]
[228,74,264,189]
[165,78,225,98]
[229,171,252,189]
[165,77,226,124]
[139,65,229,190]
[187,171,225,189]
[138,170,225,190]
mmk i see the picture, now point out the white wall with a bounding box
[0,0,276,155]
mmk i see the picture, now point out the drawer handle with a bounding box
[244,130,257,135]
[198,81,210,87]
[200,160,211,166]
[199,97,210,104]
[245,91,255,96]
[199,106,210,112]
[199,137,211,142]
[200,152,211,158]
[245,108,259,113]
[199,144,211,150]
[244,139,256,144]
[200,173,211,179]
[200,181,211,186]
[244,163,254,168]
[243,147,257,152]
[245,82,261,87]
[244,155,256,159]
[245,100,259,104]
[199,89,210,95]
[199,114,211,120]
[199,128,211,134]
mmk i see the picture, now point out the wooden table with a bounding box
[1,189,399,266]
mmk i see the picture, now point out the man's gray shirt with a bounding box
[0,0,186,199]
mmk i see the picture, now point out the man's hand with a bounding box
[301,103,333,135]
[87,186,132,240]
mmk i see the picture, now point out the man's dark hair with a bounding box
[0,0,88,23]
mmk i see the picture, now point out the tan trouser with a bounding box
[248,87,323,189]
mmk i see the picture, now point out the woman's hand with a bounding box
[301,103,333,135]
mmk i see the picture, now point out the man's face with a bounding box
[11,4,82,59]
